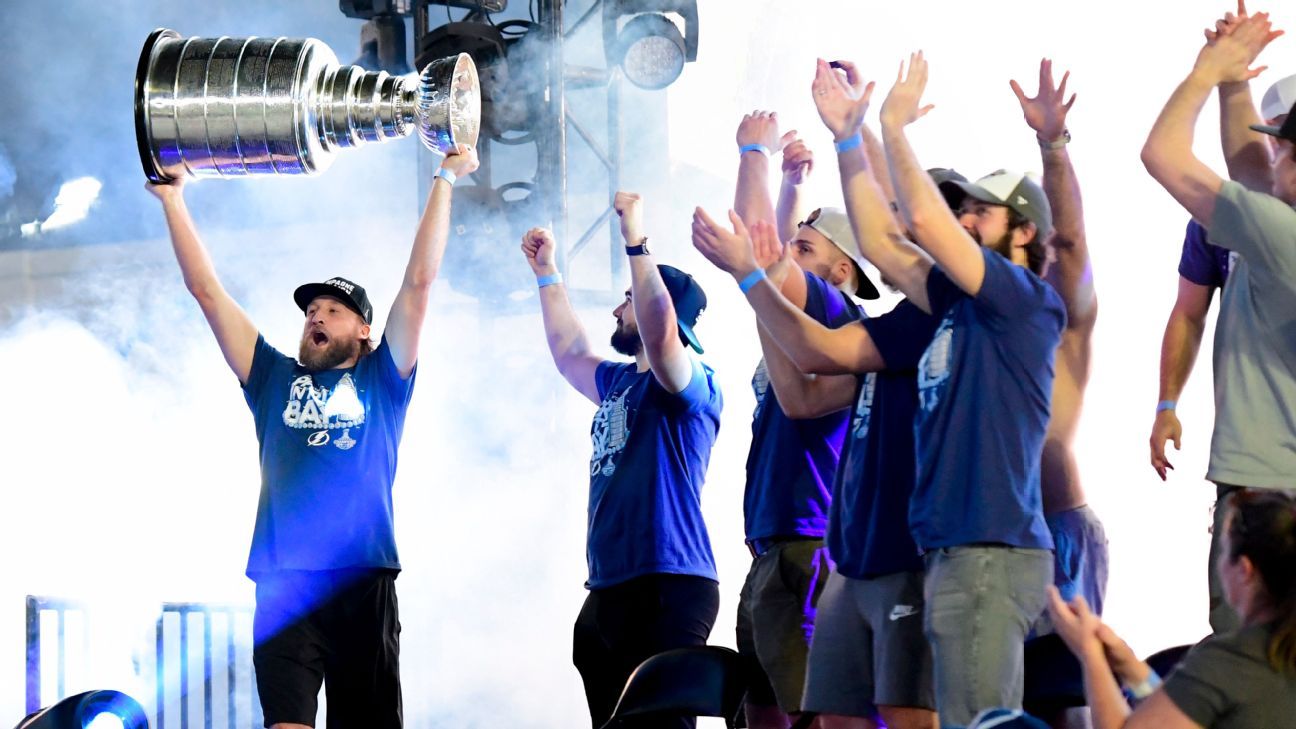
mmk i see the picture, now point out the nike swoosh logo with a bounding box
[889,605,918,621]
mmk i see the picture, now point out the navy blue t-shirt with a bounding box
[242,335,416,578]
[744,270,861,543]
[911,249,1065,551]
[829,300,940,578]
[586,358,722,589]
[1179,219,1232,288]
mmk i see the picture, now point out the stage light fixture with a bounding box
[415,19,543,139]
[602,0,699,90]
[14,690,147,729]
[355,14,413,75]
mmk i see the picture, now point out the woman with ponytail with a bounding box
[1047,488,1296,728]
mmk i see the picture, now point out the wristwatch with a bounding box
[626,237,650,256]
[1039,129,1071,150]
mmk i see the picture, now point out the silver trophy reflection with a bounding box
[134,28,480,182]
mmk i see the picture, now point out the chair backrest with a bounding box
[600,646,748,729]
[1023,634,1086,715]
[1145,643,1196,679]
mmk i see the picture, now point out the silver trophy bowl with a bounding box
[134,28,480,182]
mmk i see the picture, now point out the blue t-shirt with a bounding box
[587,359,723,589]
[242,335,416,577]
[744,270,861,543]
[911,249,1065,551]
[1179,219,1232,288]
[829,300,940,578]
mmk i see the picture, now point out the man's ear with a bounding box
[360,323,372,340]
[830,257,854,288]
[1012,221,1039,249]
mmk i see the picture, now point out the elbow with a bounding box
[1140,142,1170,181]
[405,265,439,291]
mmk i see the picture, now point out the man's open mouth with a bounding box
[312,331,329,346]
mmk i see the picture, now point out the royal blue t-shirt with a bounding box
[1179,219,1231,288]
[587,358,722,589]
[242,335,415,578]
[744,270,861,543]
[911,249,1065,551]
[829,300,940,578]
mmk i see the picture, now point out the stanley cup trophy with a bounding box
[134,28,480,182]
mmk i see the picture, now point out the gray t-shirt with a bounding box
[1162,623,1296,728]
[1205,182,1296,488]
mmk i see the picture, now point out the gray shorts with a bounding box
[801,569,934,717]
[924,545,1052,728]
[1032,505,1109,635]
[735,539,831,713]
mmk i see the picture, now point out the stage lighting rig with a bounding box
[14,690,147,729]
[340,0,415,74]
[602,0,698,90]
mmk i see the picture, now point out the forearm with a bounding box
[537,280,595,369]
[404,179,453,290]
[162,196,224,299]
[1082,649,1132,729]
[863,125,897,206]
[1142,70,1223,222]
[775,178,804,244]
[881,122,977,281]
[746,279,869,375]
[758,324,853,418]
[838,144,931,309]
[1041,145,1094,320]
[1158,311,1206,401]
[735,153,777,227]
[1218,81,1273,192]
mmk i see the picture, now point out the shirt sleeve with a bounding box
[657,358,720,414]
[861,301,940,370]
[1208,180,1296,279]
[804,270,861,328]
[594,360,621,401]
[373,336,417,407]
[241,334,284,405]
[1160,636,1242,727]
[924,264,964,319]
[1178,220,1224,288]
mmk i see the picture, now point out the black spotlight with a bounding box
[15,690,148,729]
[602,0,699,90]
[340,0,413,74]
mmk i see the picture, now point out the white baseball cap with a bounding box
[803,207,880,299]
[1261,74,1296,122]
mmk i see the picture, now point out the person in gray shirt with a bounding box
[1140,4,1296,636]
[1046,487,1296,729]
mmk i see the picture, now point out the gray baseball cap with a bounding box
[949,170,1053,241]
[1261,74,1296,122]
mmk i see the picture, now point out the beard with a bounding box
[610,320,642,357]
[298,334,360,372]
[971,227,1014,261]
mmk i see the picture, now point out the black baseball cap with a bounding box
[1250,100,1296,143]
[293,276,374,324]
[658,264,707,354]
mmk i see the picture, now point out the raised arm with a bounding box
[1141,13,1281,225]
[616,192,694,393]
[1149,277,1216,480]
[879,53,988,296]
[522,226,603,404]
[732,111,810,308]
[1213,2,1276,192]
[384,145,479,378]
[776,138,814,244]
[1011,59,1096,328]
[811,57,933,311]
[147,179,258,384]
[692,212,886,376]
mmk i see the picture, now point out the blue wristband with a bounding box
[435,167,457,186]
[738,143,771,156]
[536,272,563,288]
[1156,400,1177,413]
[738,268,768,294]
[834,132,863,153]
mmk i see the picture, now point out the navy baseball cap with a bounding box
[658,264,707,354]
[293,276,374,324]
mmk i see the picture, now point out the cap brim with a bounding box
[850,260,881,300]
[678,320,704,354]
[1250,122,1285,137]
[950,180,1002,206]
[293,283,368,322]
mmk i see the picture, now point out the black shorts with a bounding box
[253,569,401,729]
